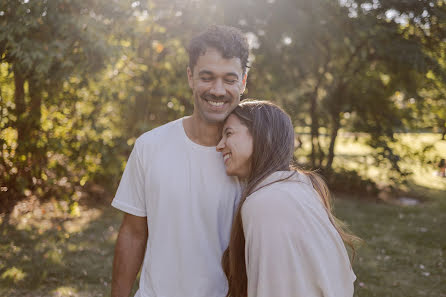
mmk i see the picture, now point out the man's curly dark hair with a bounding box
[188,25,250,75]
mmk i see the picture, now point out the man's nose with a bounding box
[209,79,226,97]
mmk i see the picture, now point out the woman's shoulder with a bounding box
[244,184,292,211]
[242,172,326,226]
[243,181,303,223]
[245,172,313,205]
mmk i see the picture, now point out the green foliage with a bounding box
[232,0,446,174]
[0,0,134,211]
[1,0,446,211]
[324,168,380,197]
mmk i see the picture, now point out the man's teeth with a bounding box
[223,153,231,161]
[208,100,224,107]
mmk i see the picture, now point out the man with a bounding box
[111,25,249,297]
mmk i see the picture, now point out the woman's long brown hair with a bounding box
[221,100,361,297]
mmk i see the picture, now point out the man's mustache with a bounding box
[201,93,232,102]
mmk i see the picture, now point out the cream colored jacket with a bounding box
[242,171,356,297]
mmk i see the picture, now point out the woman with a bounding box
[216,100,358,297]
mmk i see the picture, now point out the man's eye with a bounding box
[226,131,233,137]
[201,77,212,81]
[225,79,237,84]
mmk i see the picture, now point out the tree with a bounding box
[222,0,446,175]
[0,0,130,211]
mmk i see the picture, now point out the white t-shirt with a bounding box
[112,118,241,297]
[242,171,356,297]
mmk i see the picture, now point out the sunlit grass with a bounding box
[1,267,26,283]
[51,286,79,296]
[296,132,446,196]
[0,200,125,297]
[1,197,444,296]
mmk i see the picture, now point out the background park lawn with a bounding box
[2,1,446,296]
[1,192,445,297]
[1,133,445,297]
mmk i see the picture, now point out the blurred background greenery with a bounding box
[0,0,445,296]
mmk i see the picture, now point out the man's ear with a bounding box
[187,67,194,89]
[240,73,248,94]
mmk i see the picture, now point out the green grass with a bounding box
[334,196,446,297]
[0,201,130,297]
[1,194,445,297]
[296,132,446,195]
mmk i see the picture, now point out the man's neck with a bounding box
[183,114,222,147]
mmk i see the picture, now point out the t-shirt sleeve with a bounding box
[242,188,355,297]
[111,139,147,217]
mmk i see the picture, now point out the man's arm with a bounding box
[112,213,148,297]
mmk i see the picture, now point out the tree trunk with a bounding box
[325,110,341,170]
[309,56,330,169]
[13,67,26,150]
[317,136,324,168]
[28,78,42,137]
[309,74,325,168]
[28,78,44,178]
[310,91,318,168]
[9,67,31,210]
[13,71,44,183]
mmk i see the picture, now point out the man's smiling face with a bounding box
[188,47,246,124]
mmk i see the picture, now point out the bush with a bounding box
[321,168,380,197]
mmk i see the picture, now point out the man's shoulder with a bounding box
[136,118,183,145]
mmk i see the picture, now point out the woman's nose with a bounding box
[216,138,225,152]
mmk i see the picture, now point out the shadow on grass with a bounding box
[404,180,446,202]
[0,205,139,297]
[2,195,445,297]
[334,197,446,297]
